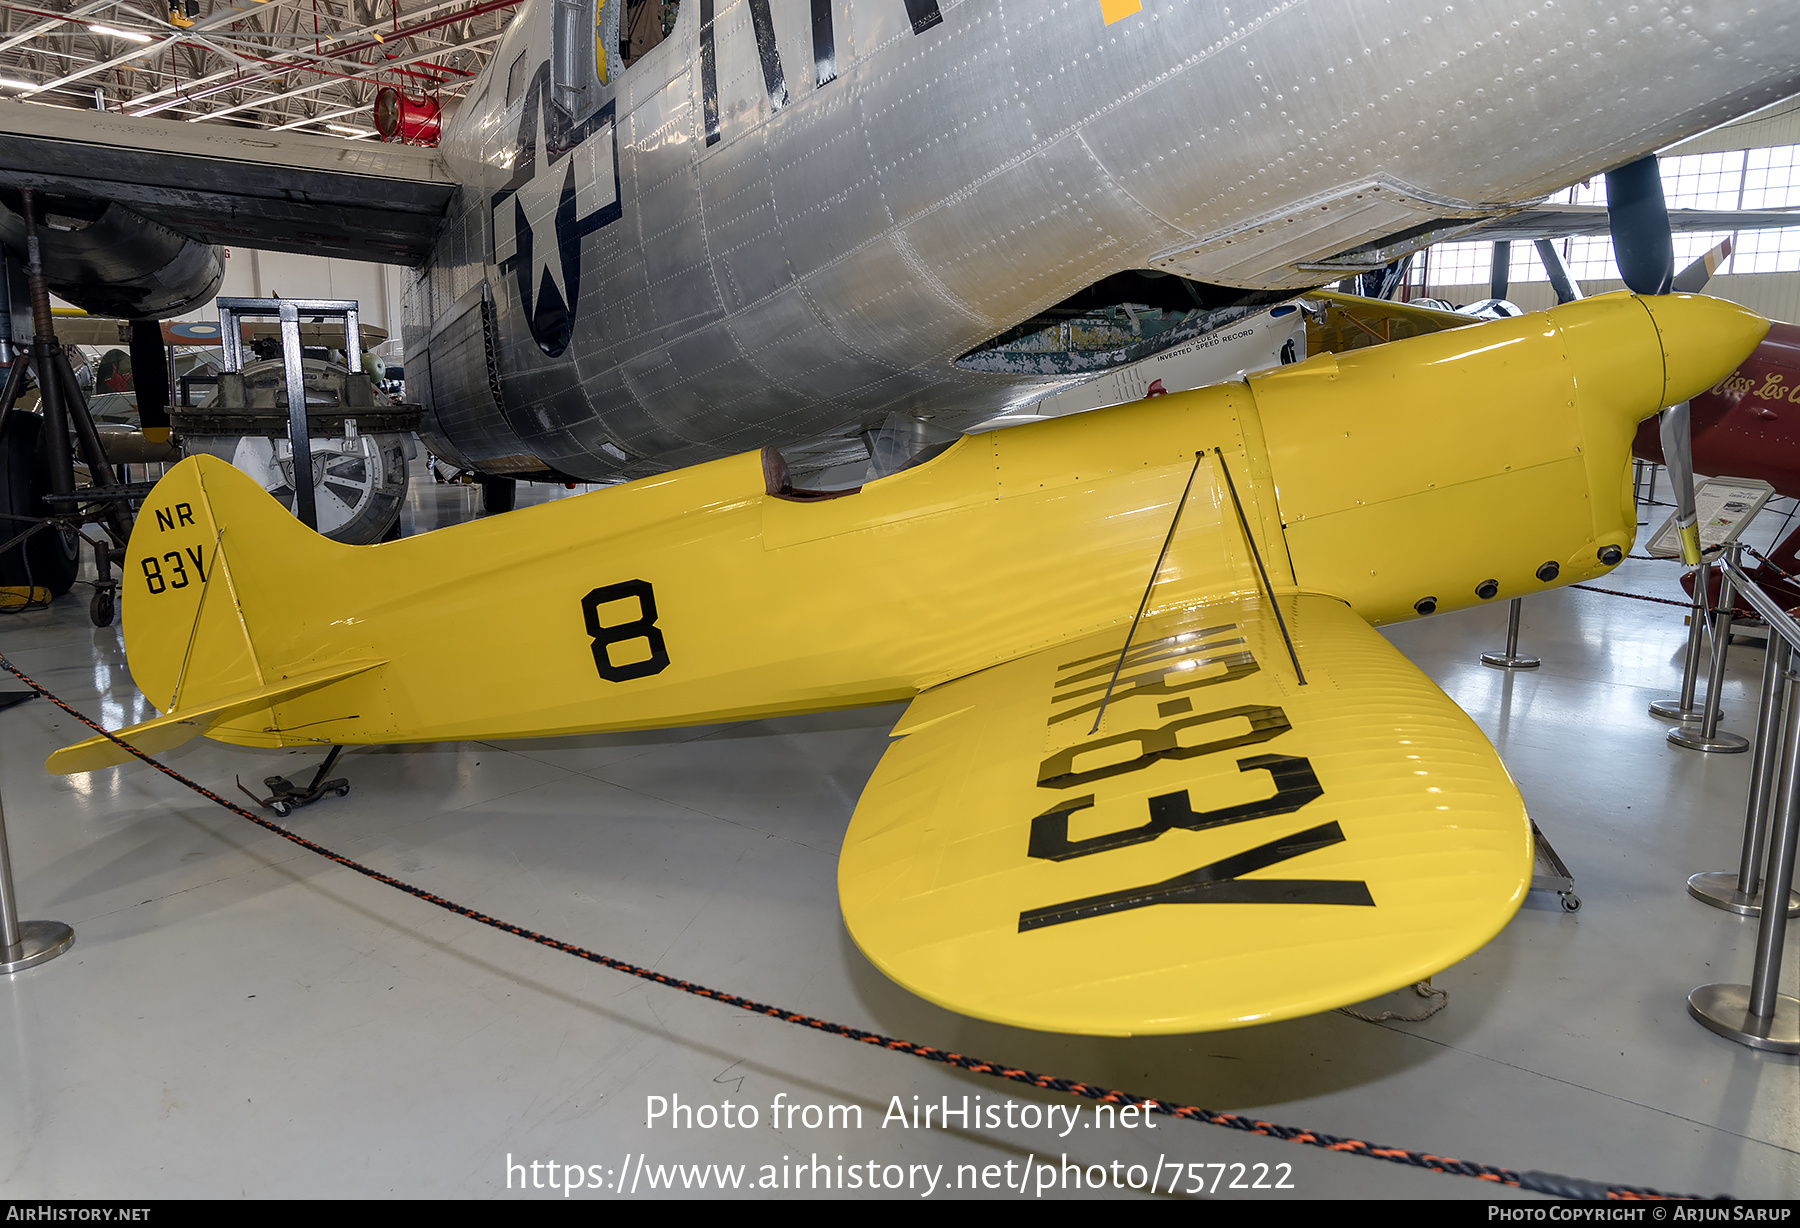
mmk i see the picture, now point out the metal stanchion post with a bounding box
[1670,550,1748,752]
[0,781,74,976]
[1689,633,1800,917]
[1689,663,1800,1053]
[1651,562,1711,722]
[1481,597,1541,669]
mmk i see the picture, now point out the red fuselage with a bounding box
[1634,321,1800,492]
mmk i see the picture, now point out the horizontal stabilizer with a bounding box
[47,659,384,775]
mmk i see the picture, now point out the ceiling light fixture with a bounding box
[87,24,154,42]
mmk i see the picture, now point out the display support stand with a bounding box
[1686,550,1800,1053]
[1688,632,1800,918]
[0,190,143,630]
[1651,565,1710,723]
[1481,598,1540,669]
[1529,817,1581,912]
[1669,550,1747,752]
[0,775,73,976]
[216,297,365,533]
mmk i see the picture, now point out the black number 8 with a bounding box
[142,556,165,594]
[581,579,671,682]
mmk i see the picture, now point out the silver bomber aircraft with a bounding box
[3,0,1800,491]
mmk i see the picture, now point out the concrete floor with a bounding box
[0,463,1794,1200]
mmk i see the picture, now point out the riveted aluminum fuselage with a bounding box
[408,0,1800,481]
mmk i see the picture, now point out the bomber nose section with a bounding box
[1640,294,1770,408]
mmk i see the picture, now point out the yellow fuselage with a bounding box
[114,292,1765,754]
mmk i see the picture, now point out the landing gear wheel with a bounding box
[481,475,516,514]
[186,358,409,545]
[0,412,80,596]
[89,587,115,627]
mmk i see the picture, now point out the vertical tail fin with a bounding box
[48,456,384,774]
[128,456,265,715]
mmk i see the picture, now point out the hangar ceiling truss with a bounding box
[0,0,518,135]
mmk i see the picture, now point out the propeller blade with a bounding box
[1533,237,1584,304]
[1607,155,1675,295]
[1671,236,1734,294]
[1659,401,1703,566]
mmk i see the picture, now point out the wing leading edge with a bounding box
[1475,203,1800,242]
[838,594,1532,1036]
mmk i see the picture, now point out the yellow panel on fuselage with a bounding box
[104,293,1766,760]
[120,392,1266,750]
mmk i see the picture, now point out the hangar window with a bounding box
[1419,144,1800,290]
[1735,145,1800,273]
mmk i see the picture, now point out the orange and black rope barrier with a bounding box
[0,653,1720,1202]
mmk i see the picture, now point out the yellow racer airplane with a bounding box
[49,291,1767,1036]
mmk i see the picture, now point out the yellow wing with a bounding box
[838,593,1532,1036]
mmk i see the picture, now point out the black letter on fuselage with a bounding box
[747,0,788,109]
[903,0,941,35]
[811,0,836,85]
[701,0,720,145]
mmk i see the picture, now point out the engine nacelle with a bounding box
[0,189,222,320]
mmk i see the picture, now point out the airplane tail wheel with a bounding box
[89,586,116,627]
[0,411,80,596]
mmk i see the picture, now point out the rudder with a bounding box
[122,454,348,727]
